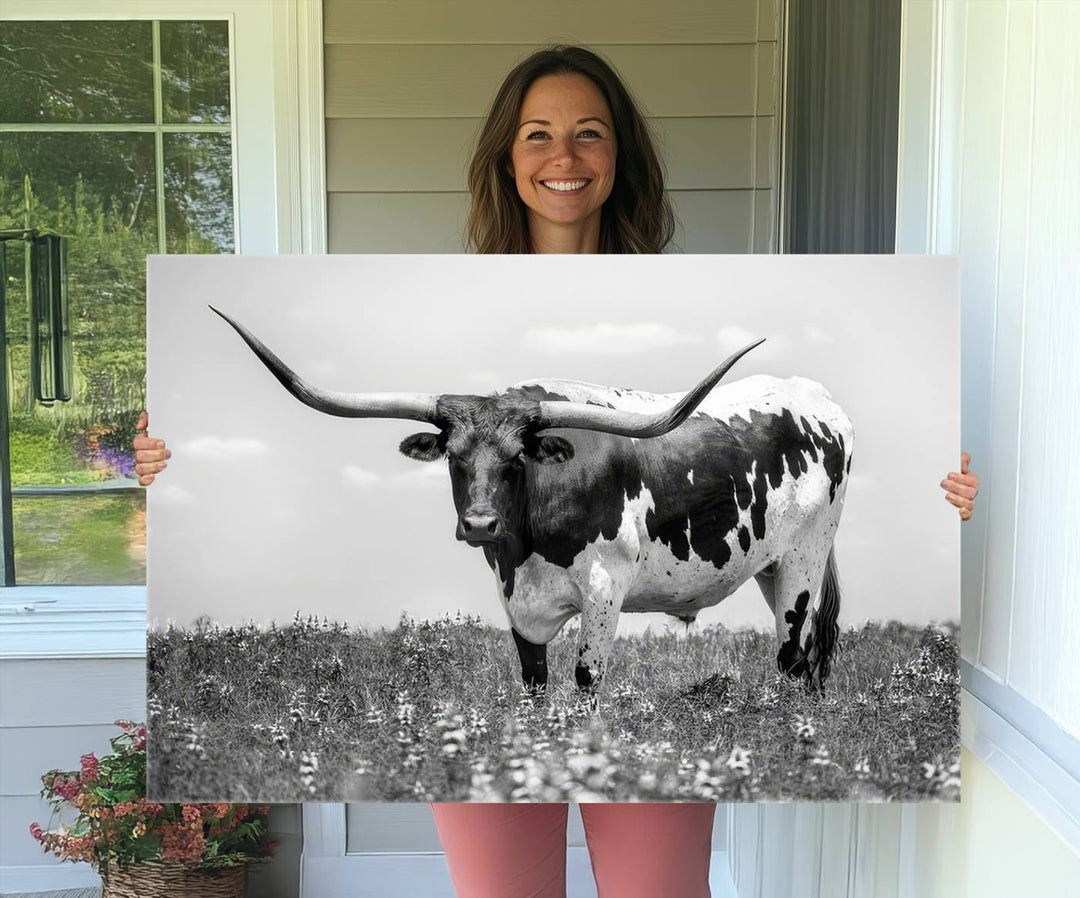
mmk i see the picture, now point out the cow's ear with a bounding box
[399,432,444,462]
[530,434,574,465]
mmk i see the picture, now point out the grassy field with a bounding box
[146,613,959,803]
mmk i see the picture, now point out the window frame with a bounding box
[0,0,326,657]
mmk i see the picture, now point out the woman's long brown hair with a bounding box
[466,46,675,254]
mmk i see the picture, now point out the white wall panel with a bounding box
[1008,1,1080,731]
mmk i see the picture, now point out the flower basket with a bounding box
[101,861,247,898]
[31,721,274,890]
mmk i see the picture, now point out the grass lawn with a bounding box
[13,492,145,584]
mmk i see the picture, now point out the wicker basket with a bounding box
[100,862,247,898]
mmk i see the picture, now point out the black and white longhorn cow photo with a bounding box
[145,255,960,804]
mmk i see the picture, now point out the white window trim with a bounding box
[0,0,326,659]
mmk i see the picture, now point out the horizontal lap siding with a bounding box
[0,658,146,867]
[325,44,763,118]
[324,0,781,256]
[324,1,760,45]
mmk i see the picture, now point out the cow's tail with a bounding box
[809,548,842,687]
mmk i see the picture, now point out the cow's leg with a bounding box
[575,559,631,695]
[511,627,548,692]
[772,545,831,686]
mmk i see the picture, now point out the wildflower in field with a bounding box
[921,757,961,795]
[853,758,871,777]
[808,747,833,767]
[691,758,724,801]
[468,758,498,801]
[725,747,752,778]
[270,723,292,760]
[792,714,816,744]
[436,707,467,757]
[565,728,617,798]
[365,708,385,727]
[299,751,319,795]
[184,724,206,759]
[468,709,489,738]
[395,691,416,728]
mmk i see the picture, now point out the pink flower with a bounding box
[52,778,80,801]
[181,805,202,824]
[30,822,43,842]
[80,753,99,782]
[160,821,205,863]
[137,798,166,818]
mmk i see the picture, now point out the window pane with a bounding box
[0,21,154,124]
[160,20,232,124]
[164,132,235,252]
[12,492,146,585]
[2,132,156,584]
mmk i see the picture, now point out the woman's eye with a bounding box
[525,130,550,140]
[578,129,602,138]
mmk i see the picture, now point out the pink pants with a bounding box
[430,803,716,898]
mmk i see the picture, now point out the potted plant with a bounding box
[30,720,274,897]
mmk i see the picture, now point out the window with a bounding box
[0,19,235,585]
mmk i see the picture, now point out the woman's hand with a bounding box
[941,452,979,521]
[133,411,171,486]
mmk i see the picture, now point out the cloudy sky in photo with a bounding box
[147,254,959,634]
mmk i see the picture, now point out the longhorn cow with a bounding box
[212,307,854,693]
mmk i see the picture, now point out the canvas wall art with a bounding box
[145,254,960,803]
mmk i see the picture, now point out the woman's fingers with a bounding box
[133,410,170,486]
[943,490,975,511]
[134,445,170,463]
[943,452,979,521]
[135,460,168,475]
[941,476,978,500]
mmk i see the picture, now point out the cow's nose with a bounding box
[458,513,502,542]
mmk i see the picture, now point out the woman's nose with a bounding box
[549,134,578,165]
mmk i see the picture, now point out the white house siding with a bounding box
[323,0,782,254]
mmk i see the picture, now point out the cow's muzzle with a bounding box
[457,511,504,544]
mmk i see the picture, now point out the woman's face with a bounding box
[509,73,617,235]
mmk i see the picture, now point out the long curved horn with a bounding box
[537,338,765,437]
[210,305,439,422]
